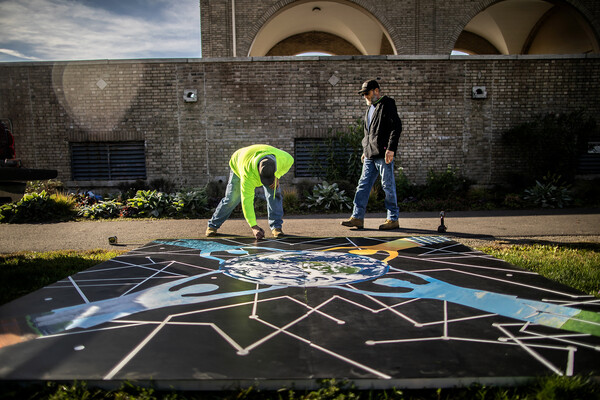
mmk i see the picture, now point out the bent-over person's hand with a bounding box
[251,225,265,240]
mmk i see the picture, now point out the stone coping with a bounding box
[1,53,599,67]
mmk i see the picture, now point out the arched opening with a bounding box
[453,0,599,55]
[248,1,395,57]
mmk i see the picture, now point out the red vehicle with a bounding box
[0,119,57,204]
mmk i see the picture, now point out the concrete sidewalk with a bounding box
[0,208,599,253]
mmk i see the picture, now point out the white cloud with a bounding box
[0,48,41,60]
[0,0,201,61]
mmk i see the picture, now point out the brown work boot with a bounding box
[378,219,399,230]
[205,227,218,237]
[272,228,284,238]
[341,217,364,229]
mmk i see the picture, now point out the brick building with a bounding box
[0,0,599,191]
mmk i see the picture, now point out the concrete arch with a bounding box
[450,0,600,55]
[266,32,362,56]
[246,0,398,56]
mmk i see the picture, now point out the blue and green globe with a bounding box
[220,251,388,286]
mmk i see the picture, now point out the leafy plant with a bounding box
[25,179,65,194]
[523,174,572,208]
[0,191,76,223]
[303,181,352,211]
[126,190,173,218]
[78,200,123,219]
[116,179,150,202]
[171,188,209,218]
[395,166,415,200]
[424,164,470,199]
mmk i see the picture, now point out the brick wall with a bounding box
[200,0,600,58]
[1,55,599,190]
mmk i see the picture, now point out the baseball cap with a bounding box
[358,79,380,95]
[258,157,276,187]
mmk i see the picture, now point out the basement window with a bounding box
[70,141,146,181]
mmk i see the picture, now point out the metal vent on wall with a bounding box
[70,141,146,181]
[295,138,329,177]
[295,138,356,178]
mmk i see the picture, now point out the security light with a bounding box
[183,89,197,102]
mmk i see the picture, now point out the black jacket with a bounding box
[362,96,402,159]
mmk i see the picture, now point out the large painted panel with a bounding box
[0,236,598,389]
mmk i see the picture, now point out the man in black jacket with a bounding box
[341,79,402,230]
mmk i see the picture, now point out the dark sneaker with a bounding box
[272,228,284,238]
[378,219,399,230]
[341,217,364,229]
[206,227,218,237]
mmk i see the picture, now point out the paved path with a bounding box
[1,208,599,253]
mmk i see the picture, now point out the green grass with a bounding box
[478,242,600,297]
[0,249,126,305]
[0,244,599,399]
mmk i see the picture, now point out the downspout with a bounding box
[231,0,237,57]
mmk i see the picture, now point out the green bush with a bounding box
[395,166,416,201]
[424,164,471,199]
[78,200,123,219]
[303,181,352,211]
[171,188,209,218]
[25,179,65,194]
[116,179,150,201]
[126,190,174,218]
[523,174,572,208]
[0,191,76,223]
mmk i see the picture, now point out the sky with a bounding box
[0,0,201,62]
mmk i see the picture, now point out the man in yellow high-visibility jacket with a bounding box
[206,144,294,239]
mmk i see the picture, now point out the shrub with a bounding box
[502,193,527,209]
[523,174,572,208]
[0,191,76,223]
[423,164,471,199]
[395,166,417,201]
[25,179,65,194]
[78,200,123,219]
[303,181,352,211]
[116,179,149,201]
[126,190,173,218]
[171,188,209,218]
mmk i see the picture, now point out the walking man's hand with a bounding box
[385,150,394,164]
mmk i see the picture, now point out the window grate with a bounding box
[295,138,329,177]
[70,141,146,181]
[294,138,358,178]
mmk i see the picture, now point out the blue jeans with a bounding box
[208,170,284,230]
[351,158,399,221]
